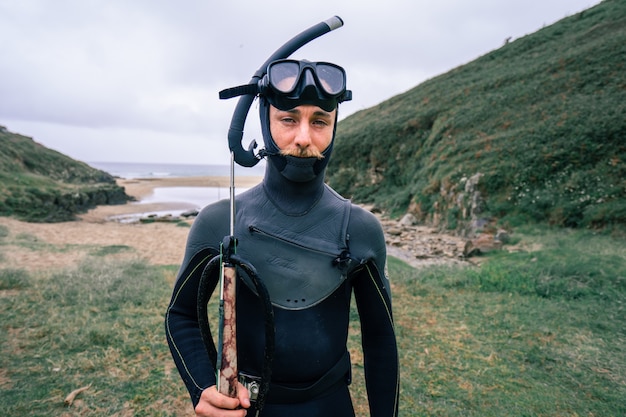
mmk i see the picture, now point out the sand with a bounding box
[0,176,262,272]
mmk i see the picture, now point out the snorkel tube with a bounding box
[223,16,344,167]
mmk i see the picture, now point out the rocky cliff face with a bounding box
[1,183,131,223]
[1,127,132,222]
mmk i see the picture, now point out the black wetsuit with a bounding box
[165,106,399,416]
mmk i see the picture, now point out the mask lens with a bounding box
[269,61,300,93]
[316,64,345,95]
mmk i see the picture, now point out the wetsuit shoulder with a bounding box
[348,204,383,234]
[179,199,230,266]
[346,204,386,266]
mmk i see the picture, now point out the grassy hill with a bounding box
[328,0,625,233]
[0,126,130,222]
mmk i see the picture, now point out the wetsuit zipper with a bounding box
[248,225,341,258]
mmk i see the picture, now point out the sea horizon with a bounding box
[88,160,266,180]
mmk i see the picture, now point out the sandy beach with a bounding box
[0,176,262,272]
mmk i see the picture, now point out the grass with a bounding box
[1,226,625,416]
[389,226,626,416]
[0,260,192,416]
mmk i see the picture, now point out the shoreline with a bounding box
[118,175,263,199]
[79,175,263,222]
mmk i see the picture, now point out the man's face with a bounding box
[269,104,335,158]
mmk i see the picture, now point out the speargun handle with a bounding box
[217,263,238,397]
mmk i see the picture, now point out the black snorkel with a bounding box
[197,16,347,416]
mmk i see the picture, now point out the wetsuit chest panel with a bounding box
[235,185,351,310]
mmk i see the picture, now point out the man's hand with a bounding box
[195,383,251,417]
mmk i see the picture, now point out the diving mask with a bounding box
[261,59,351,111]
[219,59,352,112]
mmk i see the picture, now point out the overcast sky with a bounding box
[0,0,601,165]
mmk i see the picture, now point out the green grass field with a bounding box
[1,224,624,416]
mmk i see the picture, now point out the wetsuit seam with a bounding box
[364,263,400,416]
[363,264,393,324]
[165,253,214,391]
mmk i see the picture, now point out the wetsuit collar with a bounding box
[262,156,326,216]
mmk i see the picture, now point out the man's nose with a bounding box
[294,124,312,148]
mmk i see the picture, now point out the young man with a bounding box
[165,59,399,416]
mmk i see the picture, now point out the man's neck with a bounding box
[262,158,326,216]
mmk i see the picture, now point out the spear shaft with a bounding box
[217,152,238,397]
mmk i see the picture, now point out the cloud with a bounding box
[0,0,600,164]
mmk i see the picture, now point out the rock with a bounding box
[463,234,503,257]
[386,226,403,236]
[470,218,491,231]
[376,209,469,268]
[399,213,417,227]
[181,209,199,218]
[495,228,510,243]
[139,213,181,223]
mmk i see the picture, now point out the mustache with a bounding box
[279,147,325,159]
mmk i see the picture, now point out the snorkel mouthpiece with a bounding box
[278,155,319,182]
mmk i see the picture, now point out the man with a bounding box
[165,59,399,416]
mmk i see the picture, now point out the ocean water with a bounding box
[88,161,263,219]
[88,161,265,179]
[139,186,233,208]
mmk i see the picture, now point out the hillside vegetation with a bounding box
[0,126,130,222]
[328,0,625,233]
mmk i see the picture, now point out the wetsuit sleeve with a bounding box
[348,206,400,417]
[164,201,229,407]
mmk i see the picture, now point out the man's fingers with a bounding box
[237,382,251,409]
[195,385,248,416]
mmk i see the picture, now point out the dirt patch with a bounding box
[0,176,255,272]
[0,215,192,272]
